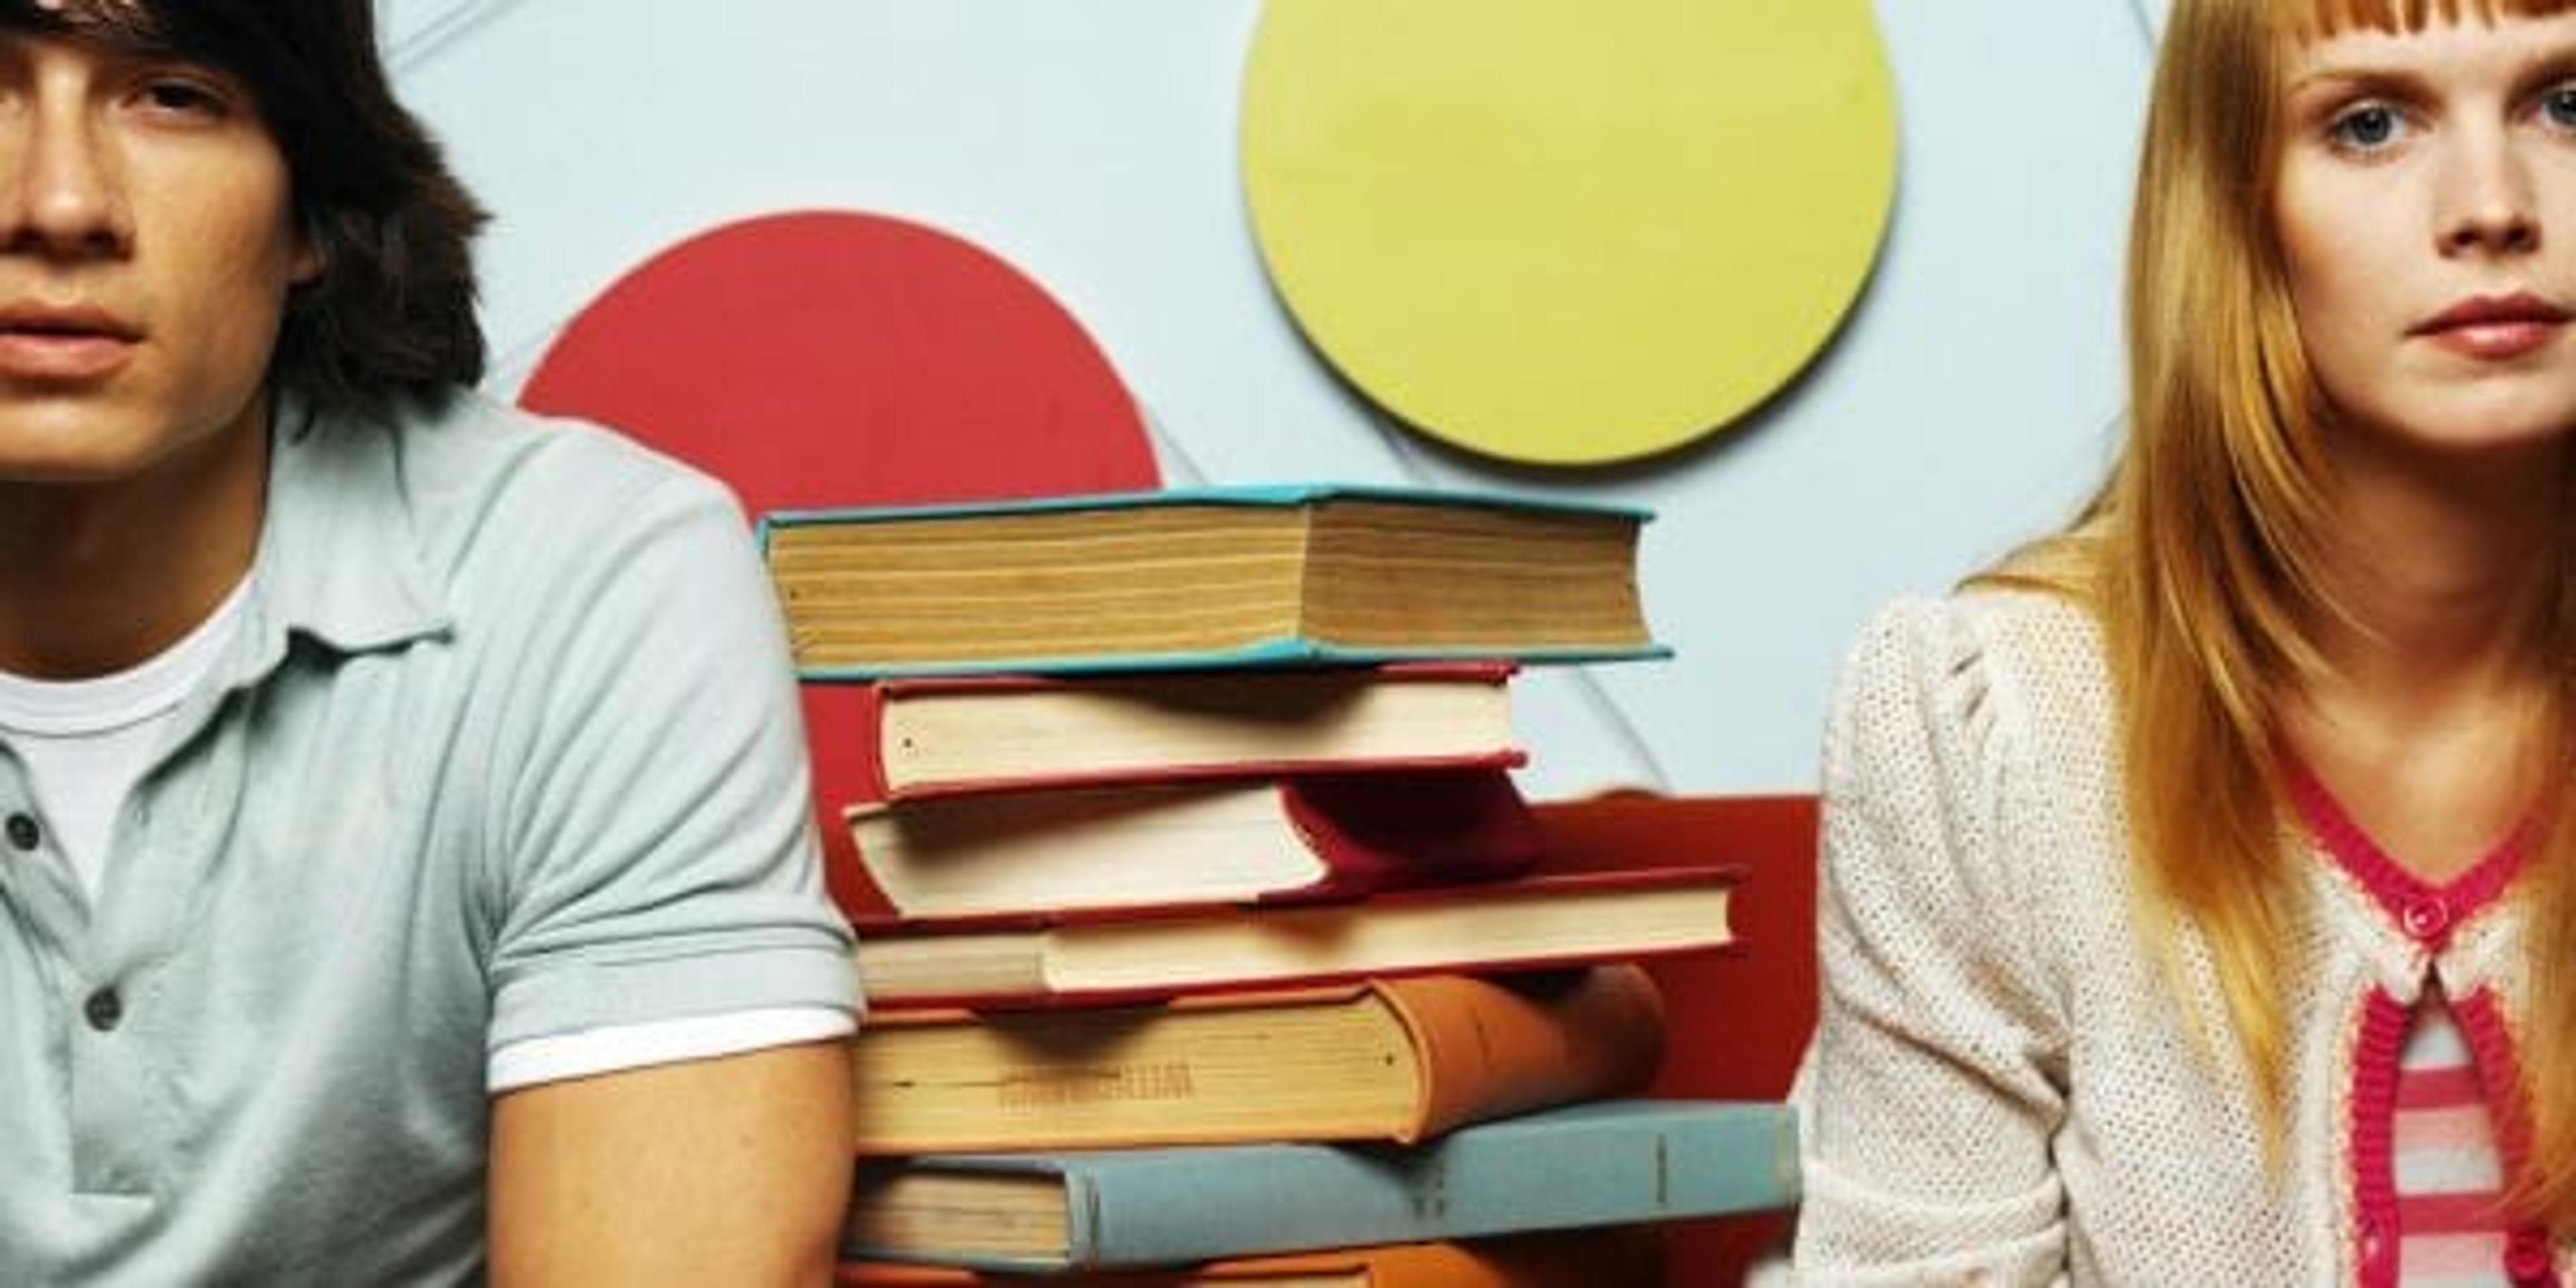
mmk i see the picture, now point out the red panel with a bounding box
[1532,792,1820,1286]
[521,209,1156,514]
[520,210,1161,907]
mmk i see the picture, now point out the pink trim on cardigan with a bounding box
[2286,764,2530,951]
[2454,989,2563,1288]
[2353,989,2408,1288]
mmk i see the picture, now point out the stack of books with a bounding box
[759,484,1795,1285]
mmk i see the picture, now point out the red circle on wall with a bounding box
[521,210,1160,913]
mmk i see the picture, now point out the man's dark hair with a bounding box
[0,0,489,422]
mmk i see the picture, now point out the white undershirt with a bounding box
[0,579,852,1091]
[0,576,248,901]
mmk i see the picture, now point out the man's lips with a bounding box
[0,302,141,380]
[2410,291,2571,362]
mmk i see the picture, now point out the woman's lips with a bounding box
[2412,291,2571,362]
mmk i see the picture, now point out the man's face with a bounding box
[0,30,316,484]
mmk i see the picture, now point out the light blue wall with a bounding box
[385,0,2163,800]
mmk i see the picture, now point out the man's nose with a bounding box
[0,94,134,260]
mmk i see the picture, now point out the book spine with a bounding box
[1270,770,1543,902]
[1388,965,1666,1142]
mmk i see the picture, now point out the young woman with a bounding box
[1793,1,2576,1282]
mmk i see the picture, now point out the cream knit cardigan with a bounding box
[1789,591,2573,1285]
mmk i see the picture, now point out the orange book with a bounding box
[833,1226,1666,1287]
[852,966,1664,1155]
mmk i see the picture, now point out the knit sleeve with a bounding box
[1791,597,2072,1285]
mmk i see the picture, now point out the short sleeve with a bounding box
[1791,598,2071,1285]
[478,451,858,1055]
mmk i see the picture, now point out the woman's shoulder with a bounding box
[1828,585,2122,847]
[1839,585,2110,729]
[1820,589,2131,998]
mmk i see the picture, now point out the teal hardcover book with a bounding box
[758,484,1666,680]
[843,1098,1797,1273]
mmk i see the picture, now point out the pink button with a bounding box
[2503,1229,2553,1284]
[2400,896,2451,943]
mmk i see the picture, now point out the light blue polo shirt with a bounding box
[0,392,861,1283]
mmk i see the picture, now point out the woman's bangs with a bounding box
[2283,0,2576,40]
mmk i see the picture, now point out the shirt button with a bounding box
[5,812,37,852]
[83,988,122,1032]
[2399,895,2451,943]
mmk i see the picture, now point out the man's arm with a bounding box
[488,1040,854,1286]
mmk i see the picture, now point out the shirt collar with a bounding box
[222,394,455,685]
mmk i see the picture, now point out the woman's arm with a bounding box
[1792,599,2072,1285]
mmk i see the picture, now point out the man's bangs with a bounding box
[0,0,173,45]
[2279,0,2576,40]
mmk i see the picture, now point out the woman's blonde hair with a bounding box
[1986,0,2576,1231]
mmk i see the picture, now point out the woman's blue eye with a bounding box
[2328,103,2402,150]
[2544,83,2576,129]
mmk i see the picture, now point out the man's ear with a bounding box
[288,211,326,286]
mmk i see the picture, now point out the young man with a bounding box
[0,2,860,1282]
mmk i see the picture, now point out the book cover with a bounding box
[845,767,1542,920]
[758,483,1665,680]
[851,965,1665,1153]
[834,1224,1668,1286]
[863,663,1522,800]
[843,1099,1798,1273]
[850,864,1739,1009]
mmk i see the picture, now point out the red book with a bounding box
[844,767,1543,920]
[850,863,1739,1010]
[860,663,1523,800]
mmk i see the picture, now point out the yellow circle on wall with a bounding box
[1242,0,1898,466]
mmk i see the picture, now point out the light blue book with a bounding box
[758,483,1668,680]
[844,1098,1797,1273]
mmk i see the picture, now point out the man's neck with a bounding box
[0,409,270,680]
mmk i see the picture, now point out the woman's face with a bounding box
[2272,9,2576,457]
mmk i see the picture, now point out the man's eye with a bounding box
[136,78,228,117]
[2326,103,2405,152]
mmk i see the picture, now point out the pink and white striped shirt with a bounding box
[2392,988,2512,1286]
